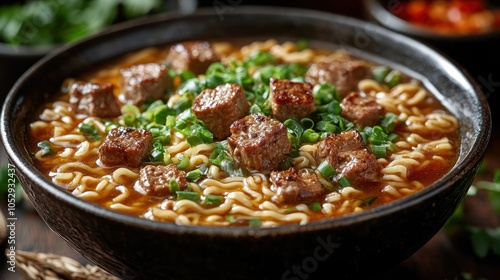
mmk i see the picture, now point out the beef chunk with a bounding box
[269,78,316,122]
[228,114,292,171]
[68,82,120,118]
[193,83,249,140]
[341,92,385,128]
[271,168,324,204]
[99,127,153,168]
[316,130,380,185]
[138,164,187,197]
[165,41,219,75]
[120,63,171,105]
[306,59,370,98]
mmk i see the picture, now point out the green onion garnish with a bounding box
[317,161,335,179]
[249,218,262,227]
[78,123,101,140]
[204,195,223,206]
[37,141,56,157]
[338,176,352,188]
[169,179,180,194]
[310,202,322,212]
[372,66,389,83]
[176,191,200,202]
[384,70,402,87]
[186,169,203,182]
[371,144,387,158]
[176,155,190,170]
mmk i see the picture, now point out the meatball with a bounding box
[316,130,380,185]
[269,78,316,122]
[165,41,219,75]
[306,59,370,98]
[271,168,324,204]
[138,164,187,197]
[69,82,120,118]
[228,114,292,171]
[120,63,171,105]
[341,92,385,128]
[99,127,153,168]
[192,83,249,140]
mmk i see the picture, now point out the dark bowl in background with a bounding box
[364,0,500,106]
[0,7,491,280]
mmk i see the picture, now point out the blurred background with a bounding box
[1,1,499,279]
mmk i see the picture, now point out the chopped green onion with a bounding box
[284,118,304,138]
[312,83,339,105]
[316,121,340,134]
[78,123,101,141]
[338,176,352,188]
[149,141,165,162]
[176,155,190,170]
[380,113,398,133]
[176,191,200,202]
[302,128,320,143]
[225,215,236,223]
[186,169,203,182]
[220,159,247,177]
[204,194,223,206]
[249,218,262,227]
[372,66,389,83]
[362,196,377,206]
[296,39,309,51]
[384,70,402,87]
[104,121,120,132]
[371,144,387,158]
[317,161,335,179]
[310,202,322,212]
[153,105,175,124]
[283,207,295,214]
[169,179,180,194]
[37,141,56,157]
[300,118,315,129]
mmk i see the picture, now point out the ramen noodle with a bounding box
[29,39,459,227]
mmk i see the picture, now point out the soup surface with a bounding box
[29,39,459,227]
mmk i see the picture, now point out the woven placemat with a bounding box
[13,250,119,280]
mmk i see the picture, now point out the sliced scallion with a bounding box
[176,155,190,170]
[317,161,335,179]
[249,218,262,227]
[371,144,387,158]
[310,202,322,212]
[338,176,352,188]
[169,179,180,194]
[204,194,223,206]
[37,141,56,157]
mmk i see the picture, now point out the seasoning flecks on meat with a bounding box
[269,78,316,122]
[341,92,385,128]
[165,41,219,75]
[69,82,120,118]
[316,130,380,185]
[120,63,171,105]
[306,59,370,98]
[271,168,324,204]
[228,114,292,171]
[99,127,153,168]
[192,83,249,140]
[137,164,187,197]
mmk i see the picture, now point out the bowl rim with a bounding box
[364,0,500,42]
[0,5,492,237]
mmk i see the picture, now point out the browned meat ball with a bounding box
[99,127,153,168]
[316,130,380,185]
[228,114,292,171]
[138,164,187,197]
[69,82,120,118]
[165,41,219,75]
[120,63,171,105]
[269,78,316,122]
[341,92,385,128]
[192,83,249,140]
[270,168,324,204]
[305,59,370,98]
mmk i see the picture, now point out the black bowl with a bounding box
[0,7,491,280]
